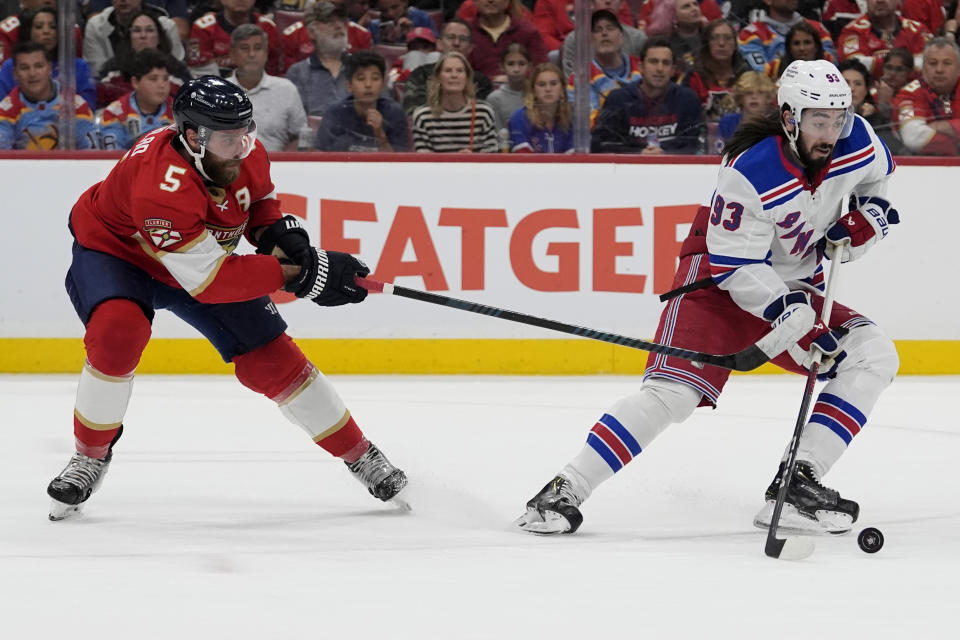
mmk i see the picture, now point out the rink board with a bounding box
[0,154,955,373]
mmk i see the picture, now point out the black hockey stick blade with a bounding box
[355,276,803,372]
[765,533,816,561]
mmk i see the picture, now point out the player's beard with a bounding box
[797,138,834,171]
[201,153,242,186]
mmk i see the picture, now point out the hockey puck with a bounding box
[857,527,884,553]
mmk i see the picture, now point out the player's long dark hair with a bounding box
[721,110,784,161]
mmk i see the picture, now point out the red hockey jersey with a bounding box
[280,19,371,73]
[187,11,284,77]
[892,78,960,155]
[70,126,284,303]
[837,15,930,76]
[0,16,82,64]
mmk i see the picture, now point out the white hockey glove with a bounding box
[763,292,847,380]
[824,196,899,263]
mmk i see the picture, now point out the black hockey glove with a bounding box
[256,215,311,261]
[284,247,370,306]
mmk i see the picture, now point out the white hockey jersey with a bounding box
[707,115,895,319]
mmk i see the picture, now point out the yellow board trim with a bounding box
[0,338,958,375]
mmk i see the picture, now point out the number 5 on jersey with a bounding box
[160,165,188,192]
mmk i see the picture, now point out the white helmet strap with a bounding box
[179,131,215,183]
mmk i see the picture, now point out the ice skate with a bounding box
[753,461,859,535]
[515,474,587,535]
[345,443,409,509]
[47,451,113,521]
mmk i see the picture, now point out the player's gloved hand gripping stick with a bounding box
[764,234,850,561]
[353,276,809,372]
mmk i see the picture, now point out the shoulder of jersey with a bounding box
[900,79,922,94]
[0,93,16,113]
[725,137,793,192]
[194,12,218,30]
[256,14,278,29]
[847,17,871,30]
[282,20,305,36]
[901,17,926,34]
[0,15,19,33]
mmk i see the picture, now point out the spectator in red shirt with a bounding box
[838,0,931,77]
[467,0,548,80]
[187,0,283,77]
[901,0,943,34]
[892,36,960,154]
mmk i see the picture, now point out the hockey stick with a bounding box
[354,276,805,372]
[764,242,847,561]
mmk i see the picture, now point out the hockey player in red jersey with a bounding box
[516,60,900,537]
[47,76,407,521]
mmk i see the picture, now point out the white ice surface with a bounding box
[2,374,958,639]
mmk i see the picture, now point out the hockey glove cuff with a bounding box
[824,196,899,263]
[256,215,311,261]
[763,292,847,379]
[283,248,370,306]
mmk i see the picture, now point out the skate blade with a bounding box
[48,499,83,521]
[754,502,853,536]
[390,496,412,512]
[514,509,571,535]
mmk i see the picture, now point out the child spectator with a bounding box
[486,42,529,129]
[84,0,184,77]
[411,50,498,152]
[0,7,95,106]
[0,42,97,149]
[683,19,748,121]
[228,23,306,152]
[767,20,827,79]
[99,48,174,150]
[96,10,191,108]
[315,50,408,150]
[509,61,573,152]
[716,70,775,147]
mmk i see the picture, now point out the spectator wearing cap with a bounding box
[402,18,494,115]
[467,0,547,80]
[560,0,647,78]
[286,1,351,116]
[315,49,408,150]
[389,26,438,88]
[280,0,373,74]
[568,9,643,128]
[227,23,306,151]
[370,0,437,45]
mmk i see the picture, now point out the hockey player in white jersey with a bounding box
[516,59,900,536]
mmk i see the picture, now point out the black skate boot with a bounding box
[345,443,408,504]
[47,426,122,521]
[515,474,586,535]
[754,461,859,535]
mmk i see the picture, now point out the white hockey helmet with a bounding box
[778,59,854,152]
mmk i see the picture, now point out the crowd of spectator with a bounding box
[1,0,959,154]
